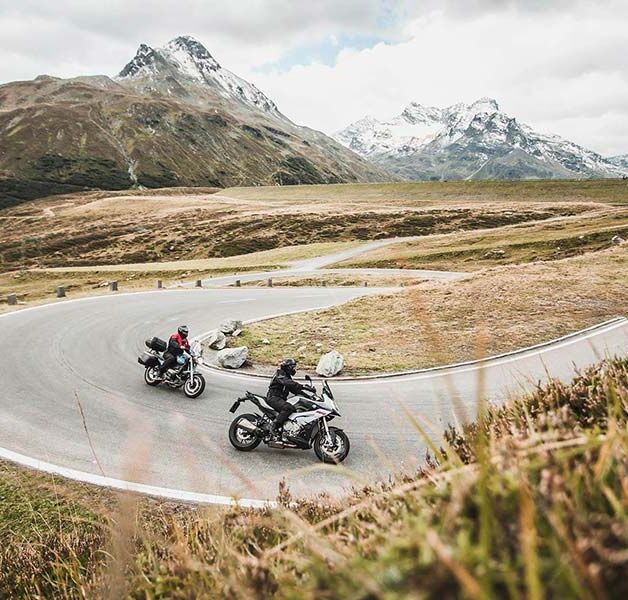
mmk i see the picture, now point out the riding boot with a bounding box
[268,421,281,439]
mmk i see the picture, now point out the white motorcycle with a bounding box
[228,375,350,463]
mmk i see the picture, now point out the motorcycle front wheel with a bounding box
[183,374,206,398]
[144,366,161,386]
[229,414,262,451]
[313,427,350,463]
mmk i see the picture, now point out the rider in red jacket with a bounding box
[158,325,190,378]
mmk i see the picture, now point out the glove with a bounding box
[304,385,316,392]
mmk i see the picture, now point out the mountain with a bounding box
[116,36,281,115]
[609,154,628,172]
[334,98,627,181]
[0,36,387,207]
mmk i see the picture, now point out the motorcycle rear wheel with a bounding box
[229,414,262,451]
[144,366,161,386]
[183,374,205,398]
[313,427,350,463]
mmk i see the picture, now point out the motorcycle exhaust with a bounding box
[238,418,261,433]
[268,440,298,449]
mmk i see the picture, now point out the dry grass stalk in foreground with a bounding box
[0,357,626,598]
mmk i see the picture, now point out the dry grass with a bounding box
[225,178,628,207]
[1,358,626,597]
[2,180,619,272]
[333,205,628,271]
[0,268,243,312]
[241,246,628,374]
[0,241,364,310]
[240,273,424,288]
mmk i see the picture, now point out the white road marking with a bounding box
[0,446,275,508]
[216,298,254,304]
[294,294,326,299]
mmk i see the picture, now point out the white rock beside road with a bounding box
[316,350,344,377]
[219,319,243,334]
[217,346,248,369]
[205,329,227,350]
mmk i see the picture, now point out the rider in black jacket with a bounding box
[266,358,312,438]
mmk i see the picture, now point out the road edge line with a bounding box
[198,316,628,382]
[0,446,276,508]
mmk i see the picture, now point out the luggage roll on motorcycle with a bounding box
[228,376,350,463]
[138,336,206,399]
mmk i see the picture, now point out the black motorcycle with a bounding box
[228,376,350,463]
[138,337,206,398]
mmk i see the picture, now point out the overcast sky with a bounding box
[1,0,627,156]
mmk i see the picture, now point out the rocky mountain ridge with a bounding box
[334,98,627,180]
[116,36,281,115]
[0,36,386,207]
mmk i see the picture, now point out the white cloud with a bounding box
[0,0,626,155]
[249,3,628,155]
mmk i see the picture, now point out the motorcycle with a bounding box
[137,337,206,398]
[228,375,350,463]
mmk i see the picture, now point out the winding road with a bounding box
[0,243,626,506]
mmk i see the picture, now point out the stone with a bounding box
[261,338,271,345]
[316,350,344,377]
[611,235,625,245]
[296,345,307,357]
[232,328,242,337]
[217,346,248,369]
[205,329,227,350]
[483,249,506,258]
[219,319,243,334]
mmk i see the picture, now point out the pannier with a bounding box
[145,337,167,352]
[138,351,159,367]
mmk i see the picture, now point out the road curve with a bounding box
[0,287,626,504]
[186,237,467,287]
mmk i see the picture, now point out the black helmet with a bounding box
[178,325,189,338]
[280,358,297,376]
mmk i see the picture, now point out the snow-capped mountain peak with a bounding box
[163,35,221,77]
[116,35,279,115]
[334,98,627,180]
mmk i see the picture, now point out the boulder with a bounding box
[219,319,243,334]
[316,350,344,377]
[205,329,227,350]
[217,346,248,369]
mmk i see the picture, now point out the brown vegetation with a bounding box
[242,247,628,374]
[0,180,612,272]
[1,358,626,597]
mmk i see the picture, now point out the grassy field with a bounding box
[1,358,626,597]
[225,178,628,206]
[0,241,361,309]
[2,180,623,272]
[332,205,628,271]
[240,272,425,288]
[241,246,627,374]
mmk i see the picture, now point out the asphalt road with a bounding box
[192,237,467,287]
[1,286,626,504]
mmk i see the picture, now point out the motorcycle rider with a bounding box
[158,325,190,379]
[266,358,314,439]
